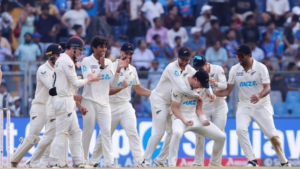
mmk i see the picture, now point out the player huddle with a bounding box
[9,36,292,168]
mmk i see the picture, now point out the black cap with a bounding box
[178,47,191,59]
[66,37,86,49]
[46,44,63,55]
[41,4,50,10]
[193,55,207,70]
[234,44,252,55]
[121,42,134,54]
[194,68,209,88]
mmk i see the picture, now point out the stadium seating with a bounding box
[269,90,283,104]
[285,91,300,110]
[273,102,288,117]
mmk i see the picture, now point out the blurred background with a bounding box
[0,0,300,119]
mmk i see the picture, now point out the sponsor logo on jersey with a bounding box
[101,74,111,80]
[210,84,214,89]
[183,73,188,77]
[31,116,37,120]
[173,93,178,97]
[55,62,59,67]
[67,113,72,117]
[82,65,87,72]
[41,71,46,75]
[129,81,133,86]
[91,65,98,69]
[68,65,73,69]
[117,81,123,86]
[120,72,123,76]
[156,110,162,114]
[251,71,256,75]
[211,73,215,77]
[236,72,244,76]
[182,100,197,105]
[174,70,180,77]
[239,81,258,87]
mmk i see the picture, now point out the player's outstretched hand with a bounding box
[184,120,194,126]
[250,94,260,104]
[209,78,218,87]
[122,78,129,89]
[74,94,83,102]
[80,106,88,116]
[206,93,216,102]
[87,71,101,82]
[201,120,210,126]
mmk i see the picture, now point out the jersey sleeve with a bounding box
[63,60,88,88]
[81,58,92,78]
[228,66,236,84]
[38,67,53,90]
[132,67,140,85]
[171,87,183,103]
[167,66,199,97]
[260,64,271,84]
[216,66,227,89]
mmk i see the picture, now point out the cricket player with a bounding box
[86,42,151,167]
[214,44,291,167]
[192,55,228,166]
[48,37,100,168]
[80,36,128,167]
[168,68,226,167]
[10,44,62,167]
[140,47,216,167]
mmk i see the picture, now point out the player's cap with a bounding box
[46,44,63,55]
[234,44,251,55]
[194,68,209,89]
[121,42,134,54]
[193,55,207,70]
[66,37,86,49]
[178,47,191,59]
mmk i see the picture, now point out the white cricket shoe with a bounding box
[246,160,259,167]
[153,159,167,167]
[191,164,203,167]
[282,161,292,167]
[139,160,150,167]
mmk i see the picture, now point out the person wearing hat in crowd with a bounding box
[167,68,226,167]
[47,37,100,168]
[191,55,228,167]
[79,36,128,167]
[140,47,216,167]
[186,27,206,56]
[10,96,22,117]
[195,5,217,34]
[86,41,151,167]
[214,44,292,167]
[10,43,63,167]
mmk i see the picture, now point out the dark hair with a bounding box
[262,31,269,39]
[246,14,254,22]
[24,32,32,38]
[229,19,236,25]
[172,20,180,26]
[152,34,160,40]
[71,0,79,9]
[168,5,176,12]
[175,36,181,41]
[91,36,109,48]
[212,39,220,45]
[98,11,106,16]
[138,39,145,46]
[287,62,296,70]
[226,28,235,36]
[153,17,159,24]
[265,21,274,27]
[210,19,219,26]
[292,14,299,22]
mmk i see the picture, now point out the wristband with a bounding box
[199,114,207,123]
[207,87,213,96]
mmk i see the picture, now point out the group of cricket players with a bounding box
[8,35,292,168]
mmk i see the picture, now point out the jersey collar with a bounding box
[239,58,257,72]
[45,60,54,70]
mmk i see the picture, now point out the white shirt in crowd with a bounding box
[63,9,89,37]
[167,27,189,48]
[195,15,217,34]
[81,55,114,107]
[251,47,265,61]
[129,0,143,20]
[54,53,89,97]
[285,16,300,34]
[141,1,164,27]
[32,61,54,105]
[228,59,271,108]
[109,60,140,104]
[132,48,155,69]
[266,0,290,15]
[152,60,199,105]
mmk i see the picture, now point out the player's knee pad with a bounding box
[270,135,282,152]
[11,135,40,163]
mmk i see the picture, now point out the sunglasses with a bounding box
[236,54,245,59]
[194,55,203,61]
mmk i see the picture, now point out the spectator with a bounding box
[129,0,143,21]
[34,5,61,53]
[260,31,278,60]
[195,5,217,34]
[285,6,300,34]
[32,33,43,56]
[0,12,13,43]
[37,0,60,19]
[132,39,155,70]
[0,45,13,71]
[105,46,116,61]
[173,0,197,26]
[0,28,11,52]
[224,29,240,58]
[205,40,228,67]
[81,0,97,16]
[104,0,124,25]
[151,34,170,58]
[230,0,257,23]
[147,60,163,90]
[247,40,265,61]
[0,69,2,85]
[261,21,280,42]
[10,96,22,117]
[146,17,168,46]
[141,0,164,27]
[89,12,112,40]
[72,24,83,37]
[172,36,182,59]
[205,19,223,47]
[208,0,229,26]
[61,0,90,37]
[241,15,259,43]
[133,94,148,117]
[15,33,42,72]
[283,15,299,57]
[55,0,68,16]
[261,0,291,26]
[186,27,206,56]
[225,19,243,43]
[18,3,36,45]
[0,82,13,110]
[164,5,182,29]
[167,20,188,48]
[285,62,300,91]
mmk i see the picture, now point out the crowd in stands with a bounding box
[0,0,300,117]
